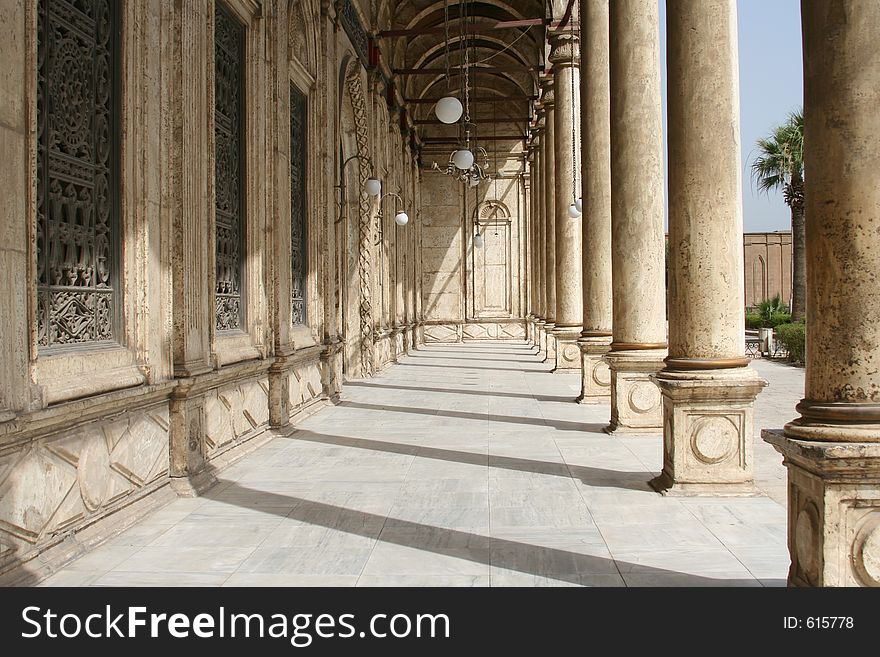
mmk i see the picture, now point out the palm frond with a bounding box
[750,108,804,199]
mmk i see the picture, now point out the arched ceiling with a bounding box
[374,1,554,164]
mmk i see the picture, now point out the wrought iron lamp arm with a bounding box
[375,192,405,244]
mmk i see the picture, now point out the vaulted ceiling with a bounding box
[373,1,561,164]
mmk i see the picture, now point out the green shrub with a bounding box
[768,311,792,327]
[745,312,763,330]
[757,294,790,328]
[775,322,805,363]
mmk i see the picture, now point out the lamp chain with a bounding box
[570,8,577,203]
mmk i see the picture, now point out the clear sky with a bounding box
[658,0,804,233]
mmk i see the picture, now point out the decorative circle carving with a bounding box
[690,416,737,464]
[78,434,112,512]
[592,361,611,386]
[563,344,579,362]
[628,382,660,414]
[853,513,880,587]
[51,38,91,154]
[795,503,820,584]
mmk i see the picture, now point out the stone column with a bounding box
[167,0,216,494]
[578,0,613,402]
[533,121,547,350]
[550,29,584,373]
[651,0,767,495]
[525,143,536,344]
[541,78,558,363]
[764,0,880,587]
[604,0,667,433]
[0,0,30,421]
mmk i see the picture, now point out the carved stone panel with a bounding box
[290,84,307,325]
[36,0,119,348]
[214,3,245,331]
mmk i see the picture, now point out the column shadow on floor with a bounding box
[398,361,548,373]
[287,430,653,492]
[204,481,761,587]
[404,354,541,363]
[420,347,539,356]
[345,380,576,403]
[337,400,606,434]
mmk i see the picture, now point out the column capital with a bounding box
[548,30,581,69]
[539,76,555,108]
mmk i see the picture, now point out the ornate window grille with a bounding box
[214,3,245,331]
[290,85,308,325]
[36,0,119,348]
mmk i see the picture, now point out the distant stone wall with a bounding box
[744,232,792,308]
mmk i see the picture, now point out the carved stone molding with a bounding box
[548,31,581,68]
[344,61,374,377]
[539,79,555,108]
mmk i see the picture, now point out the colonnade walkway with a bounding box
[41,342,798,587]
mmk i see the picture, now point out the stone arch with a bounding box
[474,199,512,226]
[471,200,513,318]
[753,254,767,307]
[288,0,318,76]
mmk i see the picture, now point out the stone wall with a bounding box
[0,0,425,582]
[743,231,792,308]
[419,165,529,343]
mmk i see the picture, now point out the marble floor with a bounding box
[41,342,801,587]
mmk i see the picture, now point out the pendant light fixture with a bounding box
[473,179,483,248]
[435,0,463,124]
[430,0,489,187]
[453,145,475,170]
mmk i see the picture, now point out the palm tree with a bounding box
[751,109,805,322]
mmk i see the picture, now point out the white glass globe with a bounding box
[575,197,583,213]
[394,211,409,226]
[473,232,484,249]
[452,149,475,170]
[568,203,582,218]
[435,96,463,124]
[364,177,382,196]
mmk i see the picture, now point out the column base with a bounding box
[648,473,761,497]
[577,336,612,403]
[534,319,546,350]
[650,367,767,495]
[603,349,666,434]
[542,322,557,363]
[169,469,218,497]
[764,429,880,587]
[553,327,583,372]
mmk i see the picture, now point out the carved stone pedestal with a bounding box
[604,350,665,433]
[168,379,217,496]
[650,368,767,495]
[553,328,582,372]
[534,319,546,350]
[764,431,880,587]
[543,322,557,364]
[577,337,611,403]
